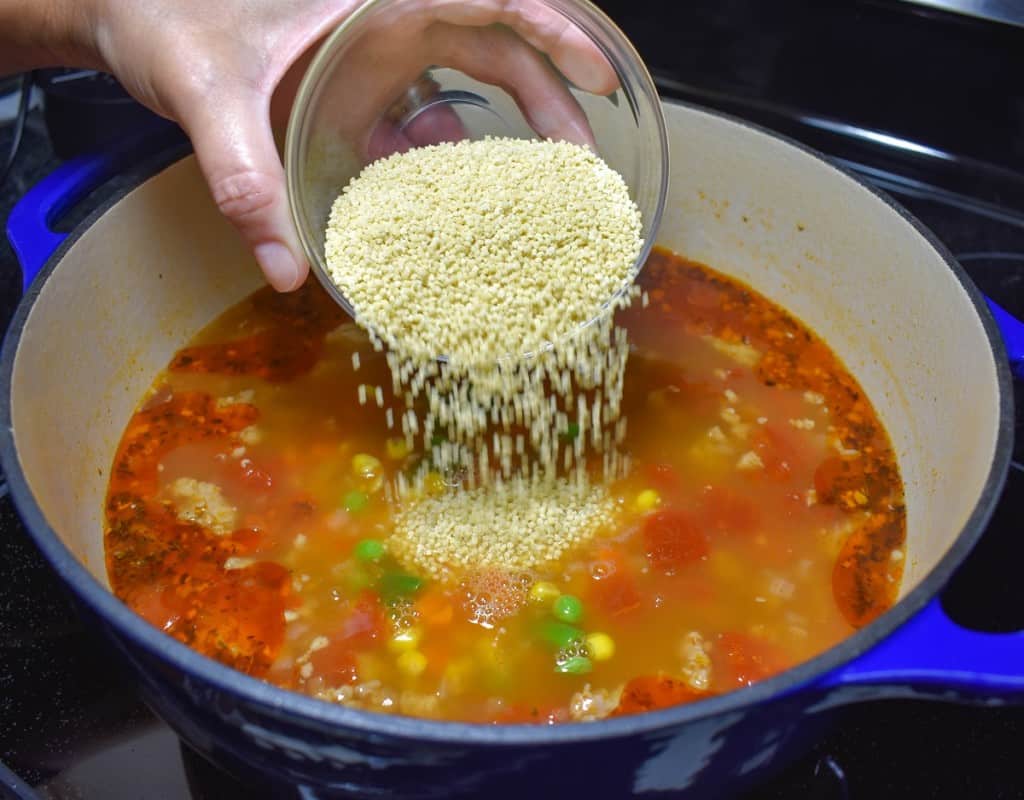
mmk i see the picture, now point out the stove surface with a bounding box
[1,2,1023,798]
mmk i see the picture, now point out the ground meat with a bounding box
[569,683,623,722]
[167,477,237,535]
[313,680,396,712]
[238,425,262,446]
[216,389,255,409]
[679,631,712,692]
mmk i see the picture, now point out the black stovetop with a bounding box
[2,2,1023,798]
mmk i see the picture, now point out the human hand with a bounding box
[81,0,618,291]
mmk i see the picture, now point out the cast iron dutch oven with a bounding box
[4,99,1024,796]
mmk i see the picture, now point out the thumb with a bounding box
[181,86,308,292]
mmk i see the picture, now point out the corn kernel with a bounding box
[423,471,446,497]
[352,453,382,478]
[352,453,383,492]
[385,437,410,460]
[396,649,428,677]
[529,581,561,605]
[585,632,615,661]
[634,488,661,512]
[387,627,422,654]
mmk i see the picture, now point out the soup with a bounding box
[104,248,905,723]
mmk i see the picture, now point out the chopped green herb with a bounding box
[380,572,424,597]
[538,620,584,649]
[555,655,593,675]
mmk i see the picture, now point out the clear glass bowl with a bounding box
[285,0,669,323]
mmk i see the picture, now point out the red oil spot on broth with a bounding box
[612,675,711,716]
[833,510,906,627]
[105,391,285,676]
[642,510,709,573]
[249,282,347,334]
[169,283,346,382]
[106,501,289,675]
[170,330,326,383]
[109,392,258,497]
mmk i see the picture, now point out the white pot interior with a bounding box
[10,101,1002,603]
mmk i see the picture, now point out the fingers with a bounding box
[430,23,596,146]
[367,104,466,162]
[366,122,415,162]
[177,84,308,292]
[403,103,467,147]
[427,0,620,95]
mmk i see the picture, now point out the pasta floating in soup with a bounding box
[104,248,905,723]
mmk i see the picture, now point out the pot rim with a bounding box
[0,99,1013,746]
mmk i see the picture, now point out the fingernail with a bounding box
[531,107,594,149]
[255,241,301,292]
[561,50,618,96]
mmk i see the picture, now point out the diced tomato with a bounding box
[642,510,709,574]
[416,588,455,627]
[340,590,384,648]
[593,569,642,616]
[612,675,710,716]
[309,639,359,685]
[698,486,759,538]
[714,632,786,689]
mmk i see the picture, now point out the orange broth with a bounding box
[103,248,905,723]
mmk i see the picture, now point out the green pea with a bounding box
[343,490,369,513]
[555,656,593,675]
[552,594,583,624]
[559,421,580,443]
[380,572,423,597]
[538,620,584,649]
[354,538,385,563]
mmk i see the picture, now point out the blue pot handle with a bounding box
[986,297,1024,378]
[824,298,1024,700]
[5,123,187,291]
[822,598,1024,698]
